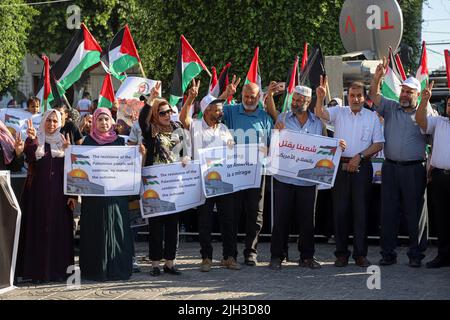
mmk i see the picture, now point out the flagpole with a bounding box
[139,62,147,78]
[43,99,48,112]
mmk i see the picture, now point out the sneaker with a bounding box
[132,258,141,273]
[299,258,322,269]
[244,256,257,266]
[221,257,241,270]
[200,258,212,272]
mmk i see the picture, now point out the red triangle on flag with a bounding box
[445,49,450,89]
[180,35,208,71]
[120,25,141,61]
[82,23,102,52]
[209,67,218,93]
[100,73,115,103]
[301,43,308,72]
[246,47,259,84]
[287,56,299,94]
[42,54,51,100]
[418,41,428,75]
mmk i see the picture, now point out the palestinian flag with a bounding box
[211,62,231,98]
[300,42,308,73]
[98,73,115,109]
[445,49,450,89]
[381,47,402,101]
[71,154,90,165]
[42,55,51,107]
[244,47,263,95]
[394,53,407,81]
[36,23,102,108]
[282,56,299,113]
[300,44,325,91]
[416,41,429,99]
[169,35,210,107]
[208,67,218,94]
[102,25,141,81]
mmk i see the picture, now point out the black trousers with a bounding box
[430,168,450,260]
[271,179,317,260]
[198,194,236,260]
[148,213,179,261]
[380,161,427,260]
[332,160,373,259]
[233,175,266,260]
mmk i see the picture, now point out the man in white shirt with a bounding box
[76,92,92,117]
[315,76,384,268]
[180,82,239,272]
[416,86,450,268]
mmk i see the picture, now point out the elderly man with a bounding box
[216,79,275,266]
[316,76,384,267]
[269,85,327,270]
[416,89,450,268]
[370,58,429,267]
[180,80,239,272]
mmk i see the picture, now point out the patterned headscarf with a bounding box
[0,120,15,164]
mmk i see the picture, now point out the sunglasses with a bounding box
[159,109,173,117]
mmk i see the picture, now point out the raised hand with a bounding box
[226,75,241,97]
[150,81,162,100]
[14,133,24,156]
[61,133,71,150]
[267,81,279,97]
[26,127,37,140]
[316,75,328,100]
[188,78,200,100]
[375,56,388,79]
[421,80,434,102]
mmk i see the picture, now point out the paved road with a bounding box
[1,241,449,300]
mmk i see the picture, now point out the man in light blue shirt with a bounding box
[219,82,274,266]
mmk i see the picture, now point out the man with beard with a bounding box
[370,57,429,267]
[269,85,329,270]
[218,81,275,266]
[416,90,450,268]
[316,76,384,268]
[179,80,240,272]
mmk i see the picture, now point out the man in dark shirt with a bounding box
[53,104,83,145]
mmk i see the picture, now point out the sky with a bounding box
[421,0,450,71]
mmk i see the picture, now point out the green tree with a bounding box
[131,0,423,97]
[0,0,37,95]
[26,0,139,54]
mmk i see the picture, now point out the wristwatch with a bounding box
[359,153,365,160]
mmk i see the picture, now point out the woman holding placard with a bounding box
[78,107,135,281]
[139,84,185,277]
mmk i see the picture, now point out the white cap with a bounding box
[293,85,312,97]
[401,77,421,92]
[330,97,343,107]
[200,94,224,113]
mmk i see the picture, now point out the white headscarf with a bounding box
[35,109,65,160]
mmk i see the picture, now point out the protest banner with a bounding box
[140,162,204,218]
[0,171,22,294]
[115,77,161,127]
[371,150,384,184]
[0,108,42,139]
[268,129,342,187]
[64,145,141,196]
[198,144,262,198]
